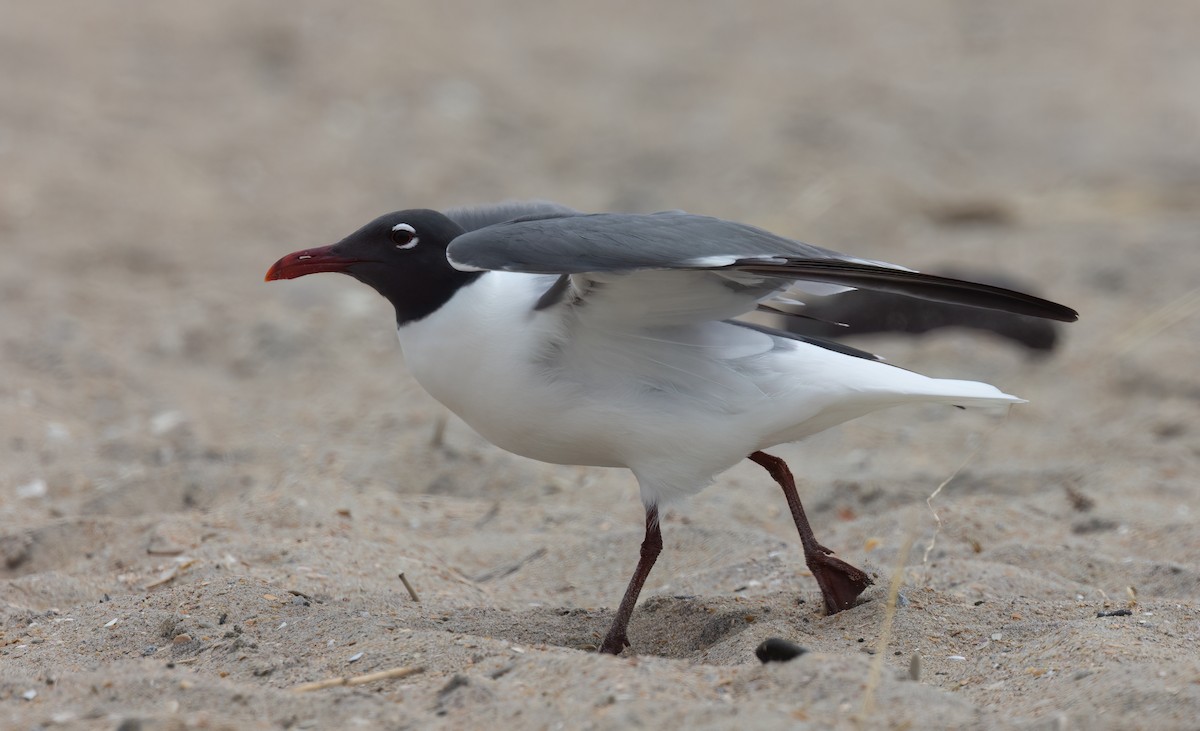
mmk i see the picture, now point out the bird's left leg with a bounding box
[598,505,662,655]
[749,451,871,614]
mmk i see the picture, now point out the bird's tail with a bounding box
[768,369,1024,444]
[904,377,1024,408]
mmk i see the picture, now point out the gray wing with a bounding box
[447,211,1078,323]
[449,211,854,271]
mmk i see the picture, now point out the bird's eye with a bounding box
[390,223,419,249]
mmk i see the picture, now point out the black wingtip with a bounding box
[734,260,1080,323]
[1058,306,1081,323]
[991,282,1078,323]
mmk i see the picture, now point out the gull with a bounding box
[266,202,1077,654]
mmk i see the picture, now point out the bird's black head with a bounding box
[266,209,484,325]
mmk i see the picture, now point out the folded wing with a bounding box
[445,210,1079,328]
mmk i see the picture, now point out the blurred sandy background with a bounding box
[2,1,1198,728]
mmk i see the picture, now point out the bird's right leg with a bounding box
[598,505,662,655]
[749,451,871,614]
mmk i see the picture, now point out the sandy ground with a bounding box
[2,1,1199,728]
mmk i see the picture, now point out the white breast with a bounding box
[397,272,630,467]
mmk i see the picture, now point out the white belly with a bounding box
[397,273,632,467]
[395,271,1021,504]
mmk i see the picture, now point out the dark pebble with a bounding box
[1096,608,1133,618]
[438,674,470,697]
[755,637,808,664]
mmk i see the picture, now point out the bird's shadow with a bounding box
[430,592,842,661]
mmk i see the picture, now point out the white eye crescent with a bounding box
[391,222,419,249]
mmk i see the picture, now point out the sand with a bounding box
[2,1,1199,728]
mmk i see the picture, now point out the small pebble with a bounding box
[755,637,807,664]
[172,634,192,645]
[22,689,37,701]
[347,652,364,663]
[150,411,187,436]
[45,423,71,442]
[16,479,47,499]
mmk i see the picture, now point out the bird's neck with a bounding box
[351,268,486,327]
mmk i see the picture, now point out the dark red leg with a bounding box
[749,451,871,613]
[599,505,662,655]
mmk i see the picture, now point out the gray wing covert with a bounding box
[446,212,848,273]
